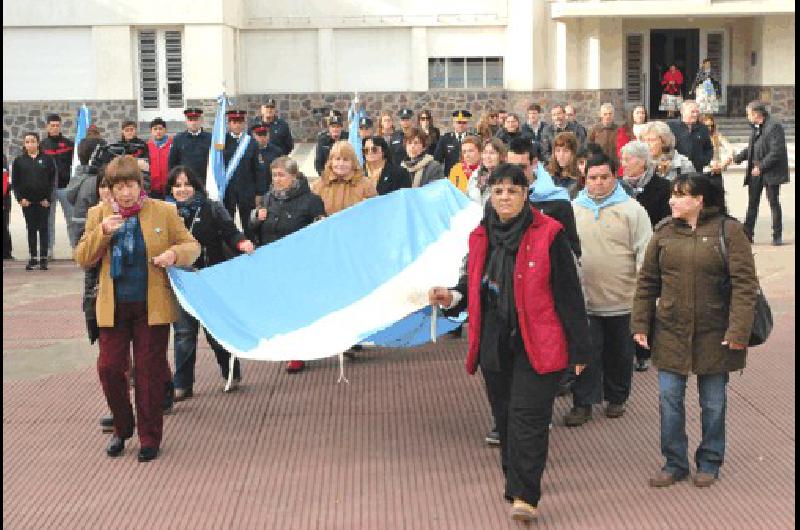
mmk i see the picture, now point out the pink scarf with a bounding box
[113,189,148,218]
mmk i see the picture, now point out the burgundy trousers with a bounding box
[98,302,170,449]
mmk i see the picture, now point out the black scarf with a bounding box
[168,193,205,227]
[483,205,533,327]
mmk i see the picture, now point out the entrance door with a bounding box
[649,29,699,117]
[136,28,185,123]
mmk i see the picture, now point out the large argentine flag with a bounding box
[168,180,481,361]
[70,105,91,179]
[205,94,228,200]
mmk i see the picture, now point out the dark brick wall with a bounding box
[726,85,795,118]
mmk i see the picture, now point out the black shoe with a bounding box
[100,414,114,433]
[137,446,159,462]
[25,259,38,271]
[2,255,13,261]
[485,428,501,446]
[106,435,127,457]
[635,358,650,372]
[564,406,592,427]
[162,381,174,413]
[39,258,48,270]
[772,236,783,246]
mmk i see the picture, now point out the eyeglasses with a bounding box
[363,146,382,154]
[419,116,430,121]
[489,114,498,118]
[456,121,468,125]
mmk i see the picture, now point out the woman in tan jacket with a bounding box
[312,141,377,215]
[74,155,199,462]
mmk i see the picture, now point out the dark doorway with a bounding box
[650,29,700,117]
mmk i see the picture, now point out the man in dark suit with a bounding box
[249,98,294,156]
[223,109,266,239]
[726,101,790,246]
[314,113,347,177]
[668,100,714,172]
[434,110,473,175]
[168,108,212,186]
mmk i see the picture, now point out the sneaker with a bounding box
[286,360,305,373]
[3,255,13,261]
[39,258,48,270]
[25,259,38,271]
[564,406,592,427]
[174,388,193,402]
[649,470,687,488]
[772,236,783,246]
[485,428,500,446]
[222,377,240,393]
[693,472,717,488]
[635,358,650,372]
[510,498,537,521]
[605,403,626,418]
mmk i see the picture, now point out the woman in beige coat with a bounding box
[632,173,758,489]
[312,141,377,215]
[74,155,199,462]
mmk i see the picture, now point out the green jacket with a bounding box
[631,208,758,375]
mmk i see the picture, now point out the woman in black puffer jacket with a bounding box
[250,156,325,373]
[250,156,325,247]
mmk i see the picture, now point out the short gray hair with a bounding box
[746,100,769,118]
[620,141,652,165]
[600,103,614,114]
[639,120,675,153]
[270,156,299,175]
[681,99,698,112]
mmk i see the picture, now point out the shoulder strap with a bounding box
[718,217,730,275]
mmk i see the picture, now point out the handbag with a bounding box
[718,218,773,347]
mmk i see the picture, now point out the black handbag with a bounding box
[719,218,773,347]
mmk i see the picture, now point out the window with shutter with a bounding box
[625,34,644,104]
[164,31,184,109]
[138,30,159,110]
[706,33,723,82]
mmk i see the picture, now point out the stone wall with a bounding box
[727,85,795,119]
[5,86,796,158]
[3,100,137,159]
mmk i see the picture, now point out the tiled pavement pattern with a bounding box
[2,250,795,529]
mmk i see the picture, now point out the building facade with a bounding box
[3,0,795,155]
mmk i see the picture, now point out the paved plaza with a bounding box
[3,162,795,529]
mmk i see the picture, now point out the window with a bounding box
[137,28,185,121]
[428,57,504,89]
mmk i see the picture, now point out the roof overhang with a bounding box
[551,0,796,19]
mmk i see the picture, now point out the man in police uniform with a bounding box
[250,98,294,156]
[358,116,374,141]
[390,108,414,165]
[314,113,347,177]
[223,110,266,239]
[252,123,283,191]
[168,108,212,186]
[434,110,473,175]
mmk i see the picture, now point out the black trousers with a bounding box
[3,204,11,258]
[483,347,561,507]
[744,176,782,239]
[21,203,49,259]
[223,190,255,241]
[571,314,634,407]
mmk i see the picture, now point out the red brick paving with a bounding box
[2,261,795,529]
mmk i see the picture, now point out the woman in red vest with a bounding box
[429,163,591,523]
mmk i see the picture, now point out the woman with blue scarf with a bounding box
[166,166,255,400]
[74,156,199,462]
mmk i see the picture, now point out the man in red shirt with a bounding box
[146,118,173,200]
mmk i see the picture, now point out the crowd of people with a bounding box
[1,88,789,523]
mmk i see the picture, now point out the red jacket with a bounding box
[616,126,636,176]
[147,136,173,195]
[661,69,683,95]
[465,207,568,375]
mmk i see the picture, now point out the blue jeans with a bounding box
[48,187,76,253]
[659,370,729,478]
[172,305,240,390]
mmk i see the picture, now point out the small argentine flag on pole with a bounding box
[70,105,91,179]
[348,93,366,165]
[205,94,228,201]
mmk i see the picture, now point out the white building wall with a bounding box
[760,15,794,85]
[93,26,135,100]
[241,0,507,20]
[183,25,237,98]
[2,27,96,100]
[240,30,319,93]
[334,28,412,91]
